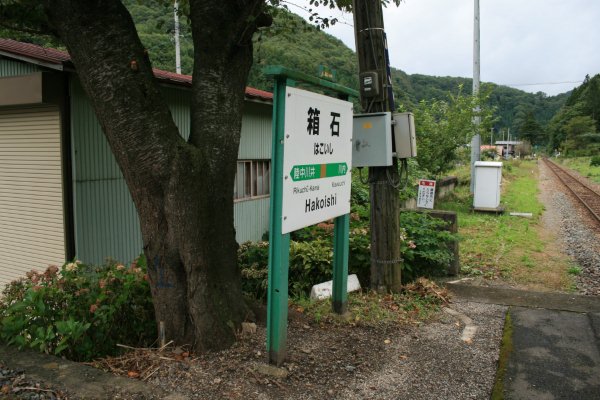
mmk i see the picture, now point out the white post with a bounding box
[174,0,182,74]
[470,0,481,193]
[473,0,480,97]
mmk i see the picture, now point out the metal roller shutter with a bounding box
[0,105,65,288]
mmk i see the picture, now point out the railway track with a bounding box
[543,158,600,224]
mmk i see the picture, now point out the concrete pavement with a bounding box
[447,283,600,400]
[505,308,600,399]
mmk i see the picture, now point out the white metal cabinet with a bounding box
[473,161,503,210]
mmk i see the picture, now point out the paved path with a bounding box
[506,307,600,400]
[448,283,600,400]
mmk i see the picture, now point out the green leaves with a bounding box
[399,211,456,282]
[0,259,155,361]
[238,206,456,298]
[411,85,496,177]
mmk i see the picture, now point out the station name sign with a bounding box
[282,87,353,234]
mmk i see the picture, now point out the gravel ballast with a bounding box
[539,161,600,295]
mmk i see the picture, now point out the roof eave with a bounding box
[0,51,64,71]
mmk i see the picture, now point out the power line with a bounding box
[281,1,354,27]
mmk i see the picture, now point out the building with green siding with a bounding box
[0,39,272,287]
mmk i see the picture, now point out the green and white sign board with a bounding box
[282,87,353,234]
[264,65,358,366]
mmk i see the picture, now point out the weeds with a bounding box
[291,278,448,327]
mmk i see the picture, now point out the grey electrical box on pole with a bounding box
[352,112,393,167]
[360,72,380,99]
[351,111,416,167]
[393,112,417,159]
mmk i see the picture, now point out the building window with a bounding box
[234,160,270,200]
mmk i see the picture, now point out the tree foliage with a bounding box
[562,115,599,156]
[547,74,600,155]
[409,86,496,176]
[518,111,544,147]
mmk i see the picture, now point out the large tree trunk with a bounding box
[43,0,267,351]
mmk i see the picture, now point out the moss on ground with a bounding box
[491,309,514,400]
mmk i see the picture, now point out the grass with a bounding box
[558,156,600,184]
[291,278,447,326]
[438,160,575,292]
[567,266,582,276]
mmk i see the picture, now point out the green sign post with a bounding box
[264,66,358,366]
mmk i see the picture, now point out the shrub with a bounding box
[0,259,155,361]
[238,241,269,299]
[238,211,457,298]
[399,211,456,282]
[239,239,338,299]
[591,155,600,166]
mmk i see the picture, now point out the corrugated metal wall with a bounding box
[161,86,192,140]
[238,102,272,159]
[70,79,143,264]
[0,58,39,77]
[234,101,272,243]
[71,78,271,265]
[234,197,270,243]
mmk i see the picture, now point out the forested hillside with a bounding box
[1,2,570,142]
[546,74,600,155]
[119,4,568,139]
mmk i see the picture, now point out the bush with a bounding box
[238,211,457,298]
[591,155,600,166]
[240,238,341,299]
[0,259,155,361]
[400,211,456,282]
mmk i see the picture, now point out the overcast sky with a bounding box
[290,0,600,96]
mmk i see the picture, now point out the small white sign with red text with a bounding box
[417,179,436,209]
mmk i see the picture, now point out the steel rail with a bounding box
[543,158,600,223]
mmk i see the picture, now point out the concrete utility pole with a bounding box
[174,0,182,74]
[352,0,402,292]
[470,0,481,193]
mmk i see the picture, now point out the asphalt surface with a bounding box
[505,308,600,400]
[448,283,600,400]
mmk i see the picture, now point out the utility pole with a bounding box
[174,0,182,74]
[353,0,402,292]
[470,0,481,193]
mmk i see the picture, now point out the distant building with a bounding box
[494,140,522,158]
[480,145,501,158]
[0,39,273,286]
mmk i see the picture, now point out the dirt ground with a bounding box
[97,299,504,400]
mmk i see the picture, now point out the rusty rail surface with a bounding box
[543,158,600,224]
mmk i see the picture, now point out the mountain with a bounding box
[258,13,571,139]
[546,74,600,154]
[1,2,569,139]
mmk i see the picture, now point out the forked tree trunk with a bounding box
[44,0,267,351]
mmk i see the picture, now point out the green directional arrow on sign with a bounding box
[290,162,348,182]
